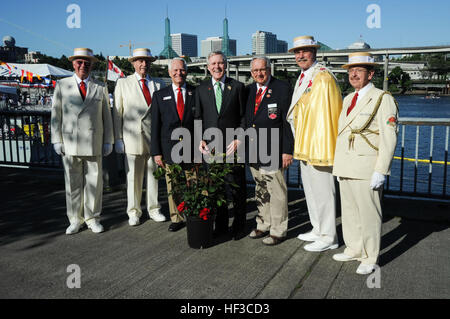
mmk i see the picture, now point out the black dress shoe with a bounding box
[168,222,185,232]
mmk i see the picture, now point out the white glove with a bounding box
[103,143,113,156]
[53,143,65,156]
[114,139,125,154]
[370,171,385,190]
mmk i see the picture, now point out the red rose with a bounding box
[307,80,312,88]
[199,208,210,220]
[177,201,186,212]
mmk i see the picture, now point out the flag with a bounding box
[26,71,33,83]
[107,59,125,81]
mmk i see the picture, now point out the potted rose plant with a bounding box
[154,154,238,248]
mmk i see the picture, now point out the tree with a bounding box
[426,53,450,80]
[388,66,412,94]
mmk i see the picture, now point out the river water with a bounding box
[282,95,450,197]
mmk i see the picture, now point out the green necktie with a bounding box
[215,81,222,113]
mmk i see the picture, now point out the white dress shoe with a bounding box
[86,220,104,233]
[128,216,140,226]
[333,253,357,262]
[297,232,320,242]
[304,240,338,252]
[149,211,166,222]
[65,222,83,235]
[356,263,377,275]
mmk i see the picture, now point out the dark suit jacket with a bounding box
[245,77,294,169]
[150,84,195,164]
[194,76,246,153]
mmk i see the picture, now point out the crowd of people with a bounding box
[50,37,398,275]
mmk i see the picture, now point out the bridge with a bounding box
[188,45,450,89]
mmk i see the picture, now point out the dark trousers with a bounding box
[215,164,247,233]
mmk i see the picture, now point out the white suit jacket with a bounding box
[332,86,398,179]
[51,75,114,156]
[113,75,165,155]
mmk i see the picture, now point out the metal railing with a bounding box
[0,108,62,168]
[1,108,449,199]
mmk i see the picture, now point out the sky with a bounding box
[1,0,450,59]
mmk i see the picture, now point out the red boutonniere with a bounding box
[386,116,398,127]
[307,80,312,88]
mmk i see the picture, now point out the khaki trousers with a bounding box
[339,178,382,265]
[250,167,288,238]
[62,155,103,225]
[165,167,196,223]
[125,154,160,218]
[300,161,337,244]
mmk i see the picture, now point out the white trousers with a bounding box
[300,161,337,244]
[250,167,288,238]
[125,153,160,218]
[340,178,382,265]
[62,155,103,225]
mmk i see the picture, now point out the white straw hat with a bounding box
[342,52,378,69]
[128,48,157,62]
[68,48,99,62]
[288,36,320,53]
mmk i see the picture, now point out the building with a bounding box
[252,31,289,54]
[159,15,178,59]
[24,51,41,63]
[0,36,28,63]
[171,33,198,57]
[201,37,236,57]
[277,40,288,53]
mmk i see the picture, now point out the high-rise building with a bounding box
[171,33,198,57]
[252,31,277,55]
[159,14,178,59]
[277,40,288,53]
[252,31,288,54]
[201,37,236,58]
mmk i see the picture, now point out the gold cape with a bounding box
[292,71,342,166]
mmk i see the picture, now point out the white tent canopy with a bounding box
[0,63,73,78]
[0,85,17,95]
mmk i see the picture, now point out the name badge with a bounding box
[268,103,278,120]
[163,96,172,100]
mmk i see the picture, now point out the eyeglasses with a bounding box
[251,68,268,74]
[348,68,368,74]
[74,60,91,67]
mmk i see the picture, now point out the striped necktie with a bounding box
[215,81,222,113]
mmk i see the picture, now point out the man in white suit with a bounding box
[286,36,342,252]
[51,48,114,234]
[113,48,166,226]
[332,52,398,275]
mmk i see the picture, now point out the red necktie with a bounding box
[176,87,184,121]
[79,81,87,100]
[141,79,152,106]
[347,92,359,116]
[254,88,264,115]
[298,73,305,87]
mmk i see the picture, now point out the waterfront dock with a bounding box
[0,166,448,299]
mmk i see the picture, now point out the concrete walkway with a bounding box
[0,167,448,299]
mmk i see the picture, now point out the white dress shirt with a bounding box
[135,72,153,95]
[172,83,186,105]
[355,82,374,100]
[256,76,271,101]
[74,74,90,94]
[211,75,226,95]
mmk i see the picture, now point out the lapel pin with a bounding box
[266,94,271,98]
[188,91,192,96]
[227,85,232,90]
[268,89,272,94]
